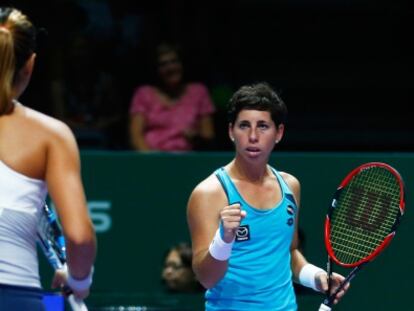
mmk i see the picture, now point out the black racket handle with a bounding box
[322,263,365,308]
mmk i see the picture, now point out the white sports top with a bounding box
[0,160,48,288]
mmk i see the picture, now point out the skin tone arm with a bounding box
[182,115,215,144]
[129,113,151,151]
[187,176,245,289]
[198,115,215,140]
[284,172,349,304]
[45,121,97,297]
[284,173,309,279]
[11,52,95,299]
[130,112,214,151]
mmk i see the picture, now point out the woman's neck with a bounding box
[229,157,269,183]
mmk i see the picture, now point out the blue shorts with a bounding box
[0,283,45,311]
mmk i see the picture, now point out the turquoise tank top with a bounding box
[205,166,298,311]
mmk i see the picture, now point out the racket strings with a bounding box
[330,167,401,264]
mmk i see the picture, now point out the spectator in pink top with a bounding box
[129,42,216,152]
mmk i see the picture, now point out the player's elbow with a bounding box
[199,278,215,289]
[195,271,214,289]
[65,224,96,250]
[193,266,219,289]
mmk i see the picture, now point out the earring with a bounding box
[231,138,235,142]
[275,140,279,144]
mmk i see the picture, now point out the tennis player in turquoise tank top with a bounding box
[187,82,350,310]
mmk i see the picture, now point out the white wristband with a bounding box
[60,263,68,273]
[299,263,325,291]
[208,228,234,261]
[318,303,332,311]
[67,267,94,292]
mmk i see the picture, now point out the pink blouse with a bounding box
[129,83,215,151]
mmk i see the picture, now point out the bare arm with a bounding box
[282,173,309,281]
[187,177,240,289]
[281,173,318,281]
[284,172,349,303]
[199,115,215,140]
[129,113,151,151]
[45,121,96,280]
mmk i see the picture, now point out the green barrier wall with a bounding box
[40,151,413,310]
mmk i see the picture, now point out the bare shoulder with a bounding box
[279,171,301,204]
[187,170,228,236]
[187,172,227,211]
[279,171,300,189]
[189,172,225,201]
[21,106,76,144]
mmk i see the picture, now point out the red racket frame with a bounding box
[324,162,405,268]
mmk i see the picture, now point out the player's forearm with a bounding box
[291,248,308,282]
[65,226,97,279]
[291,248,326,292]
[193,251,228,289]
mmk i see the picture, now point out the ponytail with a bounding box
[0,7,37,115]
[0,26,15,114]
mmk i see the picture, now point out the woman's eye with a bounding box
[239,123,249,129]
[258,124,269,130]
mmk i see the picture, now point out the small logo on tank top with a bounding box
[235,225,250,242]
[286,204,296,226]
[286,205,295,215]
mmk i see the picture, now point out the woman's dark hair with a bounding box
[170,242,192,268]
[154,42,183,64]
[162,241,204,293]
[227,82,288,127]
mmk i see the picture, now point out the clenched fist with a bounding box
[220,203,247,243]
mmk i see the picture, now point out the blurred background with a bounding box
[4,0,412,310]
[6,0,413,152]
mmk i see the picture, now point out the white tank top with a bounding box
[0,160,47,288]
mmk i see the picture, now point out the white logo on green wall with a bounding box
[88,201,112,233]
[49,200,112,233]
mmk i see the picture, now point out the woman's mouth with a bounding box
[246,147,261,156]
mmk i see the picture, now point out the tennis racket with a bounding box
[318,162,405,311]
[37,203,89,311]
